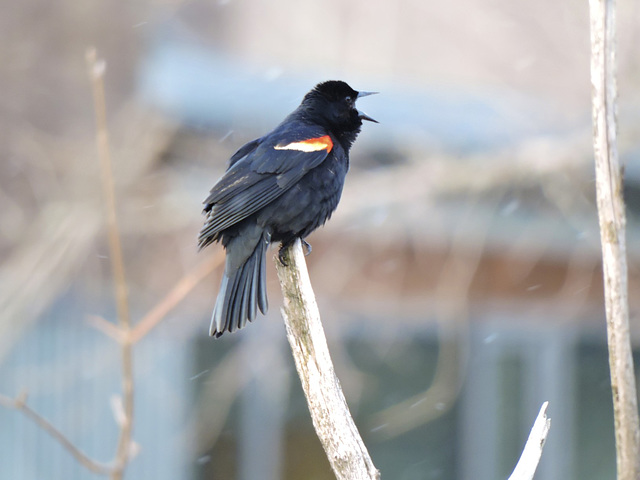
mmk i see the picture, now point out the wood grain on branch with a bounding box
[589,1,640,478]
[275,240,380,480]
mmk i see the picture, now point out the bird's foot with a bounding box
[278,239,312,266]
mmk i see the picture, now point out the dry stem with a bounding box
[86,48,134,479]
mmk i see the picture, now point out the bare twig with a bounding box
[86,48,135,480]
[1,50,216,475]
[87,251,225,345]
[275,240,380,480]
[130,250,225,344]
[0,392,113,475]
[589,1,640,479]
[87,315,127,343]
[508,402,551,480]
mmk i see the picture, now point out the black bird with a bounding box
[198,80,377,337]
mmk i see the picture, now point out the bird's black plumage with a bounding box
[199,80,377,337]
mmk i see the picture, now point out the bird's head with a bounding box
[301,80,377,145]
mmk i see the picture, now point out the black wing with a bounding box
[198,128,333,245]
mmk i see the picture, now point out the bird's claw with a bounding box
[302,239,312,256]
[278,246,289,266]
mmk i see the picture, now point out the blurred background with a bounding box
[2,0,640,479]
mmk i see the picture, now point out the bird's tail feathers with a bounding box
[210,231,270,337]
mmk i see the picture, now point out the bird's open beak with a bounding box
[356,91,378,123]
[358,110,378,123]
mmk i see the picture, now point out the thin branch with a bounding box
[508,402,551,480]
[275,240,380,480]
[86,48,135,480]
[130,250,225,344]
[3,50,219,478]
[0,392,113,475]
[589,2,640,479]
[88,252,225,345]
[87,315,126,343]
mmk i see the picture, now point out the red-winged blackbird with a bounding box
[198,80,377,337]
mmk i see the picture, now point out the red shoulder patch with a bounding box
[274,135,333,153]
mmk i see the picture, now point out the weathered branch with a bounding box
[589,1,640,479]
[275,240,380,480]
[508,402,551,480]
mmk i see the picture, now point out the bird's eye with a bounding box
[345,96,353,104]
